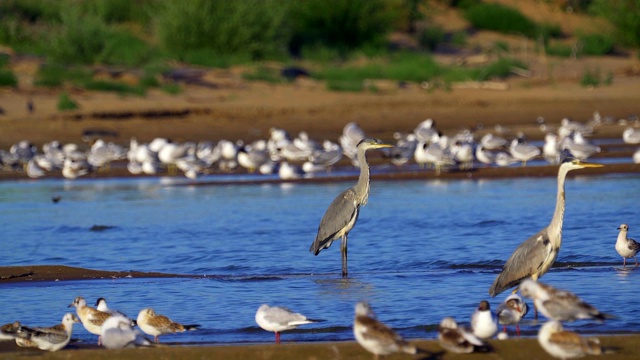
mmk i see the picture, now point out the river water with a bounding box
[1,171,639,344]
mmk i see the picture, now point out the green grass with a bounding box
[325,79,364,92]
[161,83,182,95]
[57,92,78,111]
[581,67,601,87]
[34,64,93,87]
[242,66,285,84]
[546,42,575,57]
[83,80,146,96]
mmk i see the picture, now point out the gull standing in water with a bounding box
[519,279,611,322]
[615,224,640,267]
[137,308,200,343]
[496,294,528,336]
[16,314,80,352]
[255,304,321,343]
[353,301,417,359]
[310,138,393,278]
[538,321,601,359]
[489,158,603,299]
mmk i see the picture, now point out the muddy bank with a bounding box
[0,265,193,283]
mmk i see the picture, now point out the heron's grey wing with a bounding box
[489,228,552,296]
[310,188,358,255]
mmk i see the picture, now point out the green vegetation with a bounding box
[57,92,78,110]
[590,0,640,47]
[0,0,635,96]
[464,3,561,41]
[578,33,615,56]
[0,68,17,87]
[580,67,613,87]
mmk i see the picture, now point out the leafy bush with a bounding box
[48,6,112,64]
[581,67,601,86]
[83,0,152,24]
[419,26,446,51]
[464,3,539,38]
[156,0,289,63]
[590,0,640,47]
[97,30,158,67]
[0,69,18,87]
[288,0,396,56]
[578,33,614,55]
[57,92,78,111]
[0,0,62,23]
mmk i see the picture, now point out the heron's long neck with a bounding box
[355,148,371,205]
[549,169,567,246]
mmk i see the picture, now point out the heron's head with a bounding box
[618,224,629,231]
[559,154,603,171]
[356,138,393,151]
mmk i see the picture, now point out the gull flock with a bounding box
[2,111,639,181]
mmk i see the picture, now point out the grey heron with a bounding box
[310,138,393,277]
[489,158,603,298]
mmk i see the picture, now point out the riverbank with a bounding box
[0,332,636,359]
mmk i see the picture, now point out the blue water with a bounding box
[1,172,639,344]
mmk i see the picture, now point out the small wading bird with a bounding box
[69,296,112,345]
[310,138,393,277]
[496,294,528,336]
[255,304,321,344]
[136,308,200,343]
[519,279,612,322]
[16,313,80,352]
[437,317,486,354]
[489,158,603,302]
[615,224,640,267]
[353,301,418,359]
[538,320,602,359]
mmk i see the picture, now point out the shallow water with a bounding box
[1,172,639,344]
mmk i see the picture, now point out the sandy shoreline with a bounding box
[1,334,638,359]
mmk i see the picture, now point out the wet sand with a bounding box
[0,333,638,359]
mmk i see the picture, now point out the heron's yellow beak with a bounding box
[578,162,604,168]
[373,143,394,149]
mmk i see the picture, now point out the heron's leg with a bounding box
[623,257,627,267]
[341,235,348,278]
[635,257,638,267]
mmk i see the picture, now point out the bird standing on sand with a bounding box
[353,301,417,359]
[488,158,603,298]
[519,279,611,322]
[136,308,200,343]
[437,317,486,354]
[310,138,393,278]
[496,294,528,336]
[538,320,601,359]
[16,313,80,352]
[471,300,497,340]
[615,224,640,267]
[255,304,320,344]
[69,296,112,345]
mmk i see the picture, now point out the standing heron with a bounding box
[310,138,393,277]
[489,158,603,298]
